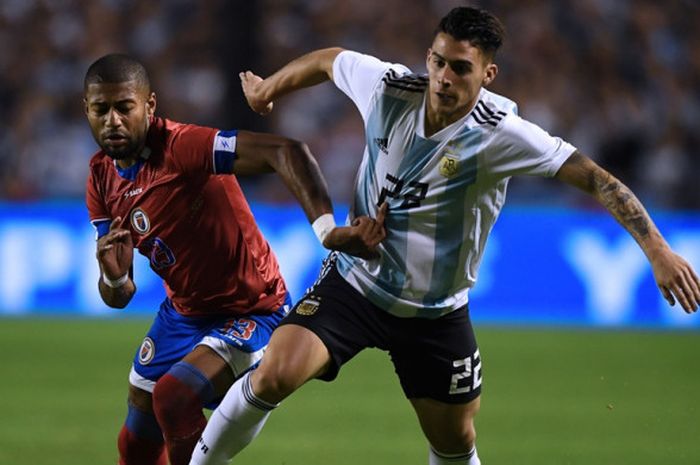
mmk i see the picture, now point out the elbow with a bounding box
[275,139,311,165]
[318,47,345,76]
[108,300,129,310]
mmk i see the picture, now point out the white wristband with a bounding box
[312,213,336,246]
[102,272,129,288]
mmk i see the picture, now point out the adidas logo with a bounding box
[374,138,389,154]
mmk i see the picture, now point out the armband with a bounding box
[312,213,336,246]
[102,272,129,288]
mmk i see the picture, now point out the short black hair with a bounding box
[436,6,505,58]
[84,53,150,92]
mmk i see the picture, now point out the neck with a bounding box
[114,144,147,169]
[116,156,139,169]
[424,96,479,138]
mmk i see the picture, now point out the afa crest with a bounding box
[296,298,320,316]
[439,155,459,178]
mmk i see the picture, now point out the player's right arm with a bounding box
[240,47,344,115]
[96,217,136,308]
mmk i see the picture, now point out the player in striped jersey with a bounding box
[83,54,382,465]
[190,7,700,465]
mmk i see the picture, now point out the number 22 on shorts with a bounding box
[449,349,482,395]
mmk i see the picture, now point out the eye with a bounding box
[451,63,470,76]
[91,105,108,116]
[116,103,135,114]
[432,56,446,68]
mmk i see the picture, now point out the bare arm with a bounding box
[233,131,385,258]
[96,218,136,309]
[240,47,344,115]
[555,151,700,313]
[233,131,332,223]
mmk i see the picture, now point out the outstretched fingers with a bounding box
[659,285,676,308]
[684,266,700,307]
[664,269,699,313]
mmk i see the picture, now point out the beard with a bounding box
[103,147,132,160]
[102,144,136,160]
[100,136,140,160]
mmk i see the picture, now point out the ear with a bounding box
[482,63,498,87]
[146,92,157,117]
[426,48,433,67]
[83,97,89,117]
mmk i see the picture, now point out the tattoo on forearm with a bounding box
[595,171,650,238]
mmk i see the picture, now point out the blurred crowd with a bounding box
[1,0,698,210]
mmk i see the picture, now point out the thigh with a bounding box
[198,293,293,381]
[279,260,387,382]
[129,298,206,393]
[181,345,235,398]
[389,305,482,403]
[129,296,289,394]
[251,323,332,403]
[128,384,154,413]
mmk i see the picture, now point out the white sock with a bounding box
[429,446,481,465]
[189,371,277,465]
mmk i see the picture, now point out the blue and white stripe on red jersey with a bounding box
[213,130,238,174]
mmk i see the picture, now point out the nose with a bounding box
[437,67,453,88]
[105,108,122,128]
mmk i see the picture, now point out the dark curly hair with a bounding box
[436,6,505,58]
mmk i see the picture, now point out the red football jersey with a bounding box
[86,117,287,316]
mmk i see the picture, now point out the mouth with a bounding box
[103,133,128,146]
[435,92,455,105]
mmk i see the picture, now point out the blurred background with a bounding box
[1,2,699,465]
[1,0,699,207]
[1,0,699,325]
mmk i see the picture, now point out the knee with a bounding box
[251,360,304,403]
[417,397,480,454]
[429,419,477,454]
[152,374,201,426]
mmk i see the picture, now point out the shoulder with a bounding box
[157,117,215,142]
[334,50,414,92]
[88,150,111,177]
[152,117,218,156]
[381,69,428,96]
[469,89,518,128]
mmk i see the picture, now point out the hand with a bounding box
[650,248,700,313]
[96,217,134,280]
[239,71,274,115]
[324,203,388,260]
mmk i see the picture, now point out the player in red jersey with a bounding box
[84,53,386,465]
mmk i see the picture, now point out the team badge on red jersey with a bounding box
[139,337,155,365]
[130,208,151,234]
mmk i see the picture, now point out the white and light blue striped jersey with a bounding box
[332,50,577,318]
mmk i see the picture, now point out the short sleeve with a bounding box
[85,168,111,239]
[169,124,220,174]
[332,51,411,120]
[485,114,577,179]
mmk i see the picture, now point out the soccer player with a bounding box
[189,7,700,465]
[83,53,385,465]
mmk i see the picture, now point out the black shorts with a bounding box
[280,260,482,404]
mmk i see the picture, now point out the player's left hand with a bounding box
[96,217,134,281]
[240,71,274,115]
[650,248,700,313]
[324,203,388,259]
